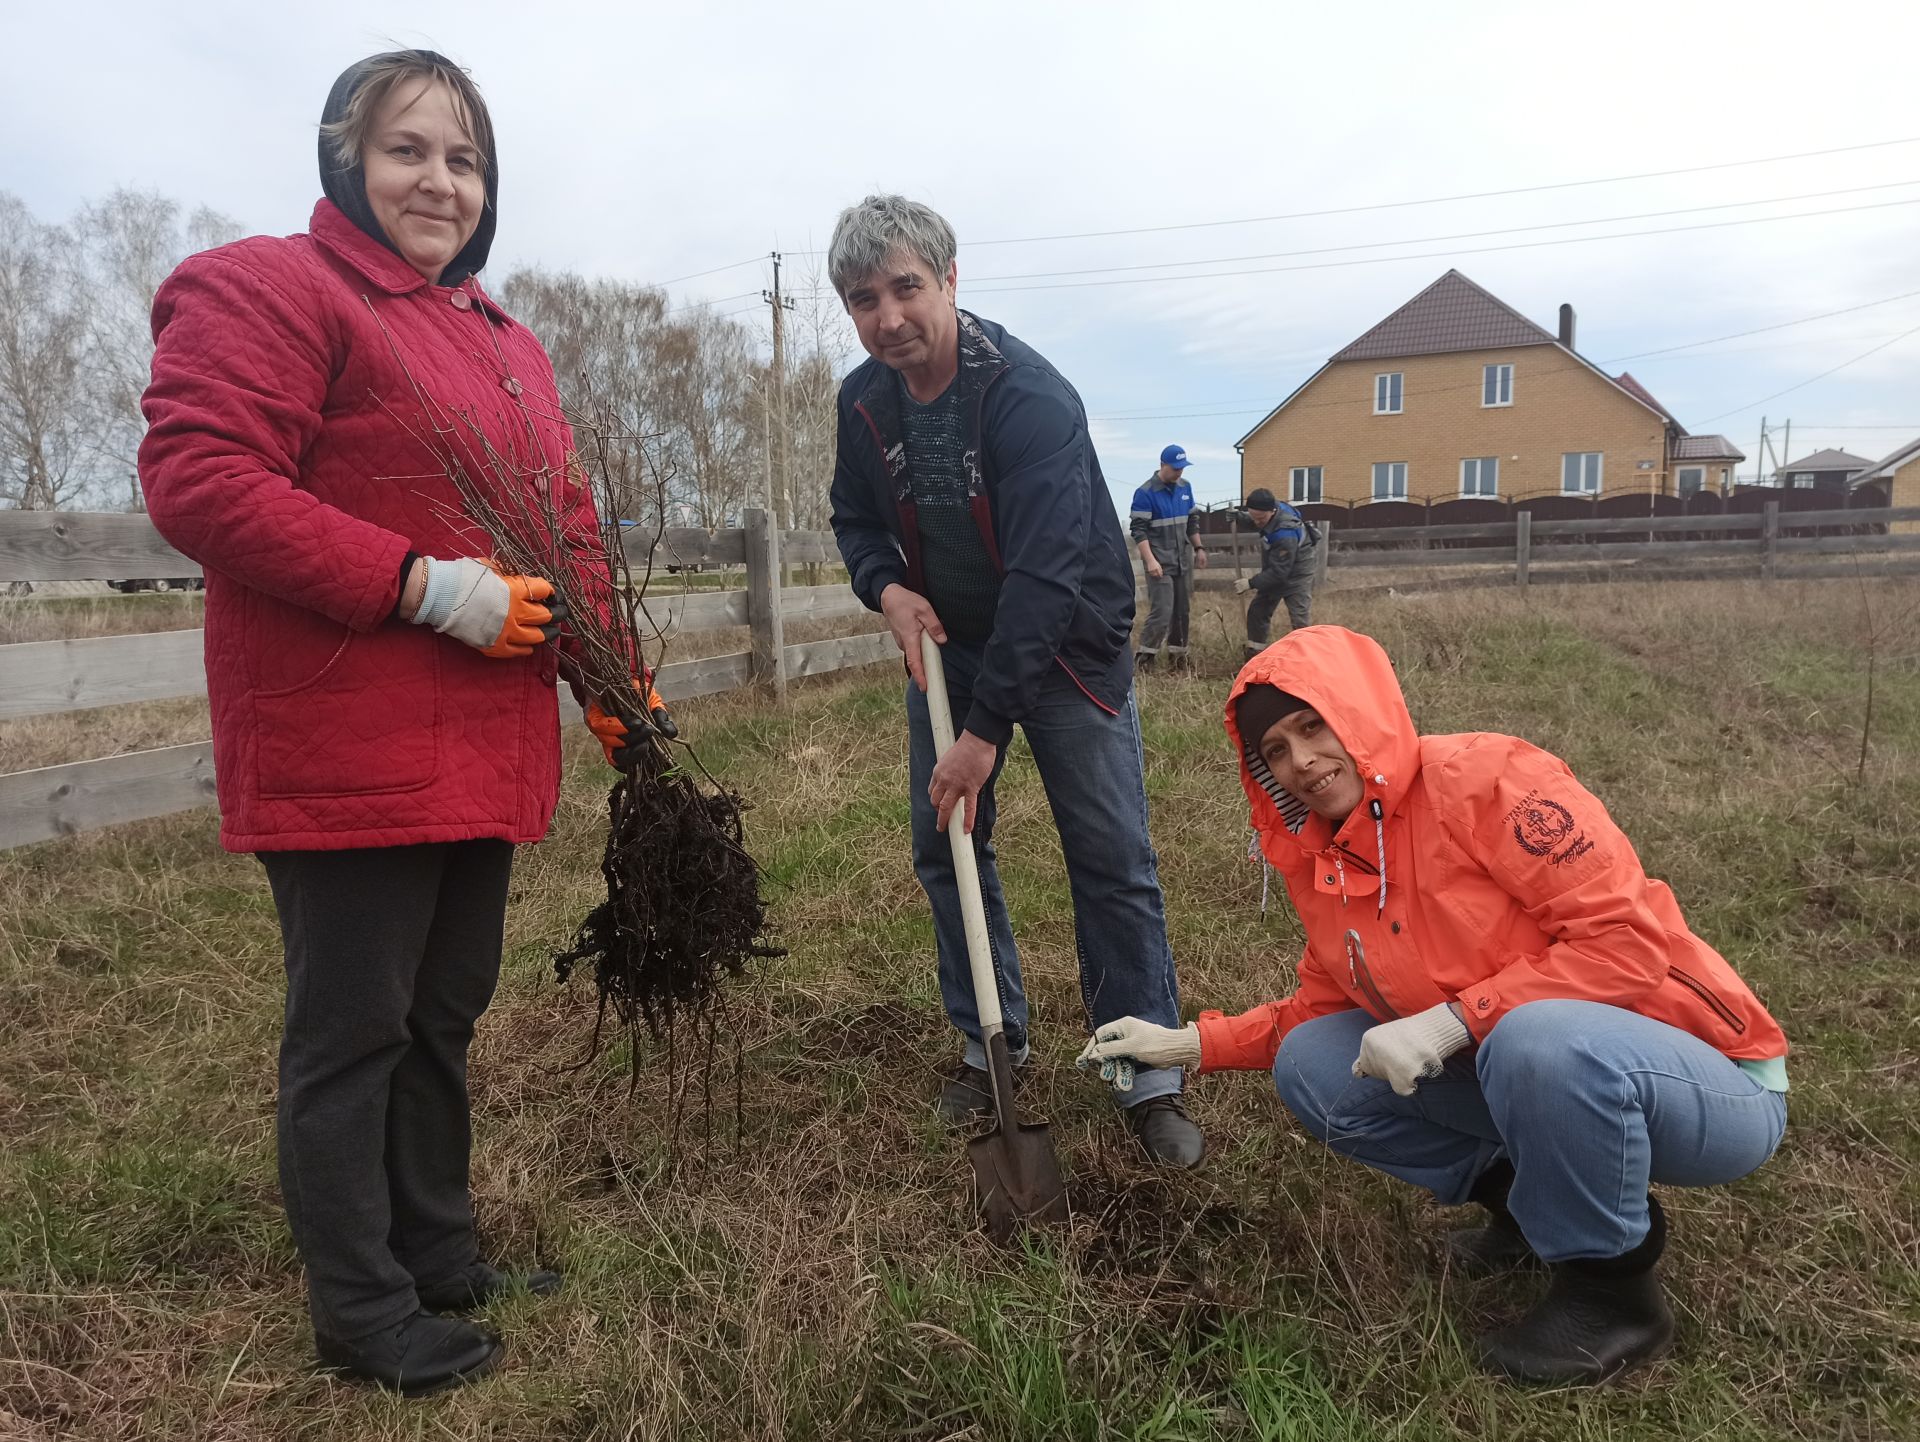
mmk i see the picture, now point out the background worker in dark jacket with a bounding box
[1232,487,1317,655]
[827,194,1201,1166]
[1129,446,1207,670]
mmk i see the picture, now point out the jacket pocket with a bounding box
[252,626,441,799]
[1669,965,1746,1036]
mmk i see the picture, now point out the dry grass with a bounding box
[1,578,1917,1440]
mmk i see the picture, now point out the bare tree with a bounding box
[0,193,93,509]
[74,189,242,503]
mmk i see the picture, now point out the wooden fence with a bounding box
[4,502,1916,849]
[0,509,891,849]
[1197,502,1920,589]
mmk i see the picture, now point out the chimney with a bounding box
[1558,303,1576,349]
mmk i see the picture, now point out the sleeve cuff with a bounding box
[962,703,1014,749]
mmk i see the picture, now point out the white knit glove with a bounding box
[1232,578,1251,594]
[409,556,511,648]
[1076,1016,1202,1093]
[1351,1003,1472,1096]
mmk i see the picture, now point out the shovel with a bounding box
[919,632,1070,1240]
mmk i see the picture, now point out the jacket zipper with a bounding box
[1344,928,1400,1020]
[1669,965,1745,1034]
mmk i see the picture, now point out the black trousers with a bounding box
[260,840,513,1340]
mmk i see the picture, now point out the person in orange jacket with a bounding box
[1079,625,1789,1386]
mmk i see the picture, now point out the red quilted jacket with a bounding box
[139,200,599,852]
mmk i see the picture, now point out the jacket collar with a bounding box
[855,309,1010,498]
[308,199,515,326]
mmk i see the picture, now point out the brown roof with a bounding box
[1673,434,1745,462]
[1613,372,1676,423]
[1329,269,1556,362]
[1777,448,1877,473]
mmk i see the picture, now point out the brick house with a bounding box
[1852,436,1920,533]
[1236,270,1744,506]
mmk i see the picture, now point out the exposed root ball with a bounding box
[554,743,778,1040]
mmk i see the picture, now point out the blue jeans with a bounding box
[1272,1000,1787,1262]
[906,640,1183,1104]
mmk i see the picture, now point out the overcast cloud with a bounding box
[6,0,1917,510]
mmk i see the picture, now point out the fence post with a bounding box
[1314,521,1333,590]
[1514,510,1531,589]
[1762,500,1779,582]
[1232,509,1244,581]
[746,508,786,702]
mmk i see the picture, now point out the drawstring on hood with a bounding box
[1227,626,1417,916]
[319,51,499,287]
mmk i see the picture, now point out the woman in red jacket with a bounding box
[1081,626,1788,1386]
[138,51,655,1395]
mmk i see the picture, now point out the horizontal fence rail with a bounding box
[0,509,895,848]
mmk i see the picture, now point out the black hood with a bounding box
[318,51,498,286]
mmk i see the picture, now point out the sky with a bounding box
[6,0,1919,514]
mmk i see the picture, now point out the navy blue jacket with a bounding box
[830,311,1135,746]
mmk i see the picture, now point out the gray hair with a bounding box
[826,195,957,300]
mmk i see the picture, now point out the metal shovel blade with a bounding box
[967,1032,1069,1242]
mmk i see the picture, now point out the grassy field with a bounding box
[1,579,1916,1440]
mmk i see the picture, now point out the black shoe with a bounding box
[935,1061,996,1126]
[1475,1197,1675,1385]
[1447,1159,1540,1277]
[1123,1094,1205,1168]
[417,1261,562,1313]
[1135,652,1156,672]
[316,1311,502,1396]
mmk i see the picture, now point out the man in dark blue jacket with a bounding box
[1232,487,1318,654]
[827,194,1201,1166]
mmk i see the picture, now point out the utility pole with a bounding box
[763,251,797,585]
[1754,416,1766,490]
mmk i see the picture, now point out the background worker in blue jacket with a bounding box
[1129,446,1208,670]
[1232,486,1318,655]
[825,194,1203,1166]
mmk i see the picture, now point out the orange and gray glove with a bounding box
[407,556,566,659]
[585,675,677,769]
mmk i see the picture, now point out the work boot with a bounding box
[1446,1159,1539,1277]
[417,1261,562,1313]
[935,1059,1026,1126]
[1166,650,1191,673]
[1475,1196,1676,1385]
[315,1310,502,1396]
[1135,652,1156,673]
[1124,1094,1205,1168]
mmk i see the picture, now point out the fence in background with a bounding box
[0,509,888,849]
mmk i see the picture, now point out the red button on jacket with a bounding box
[139,200,602,852]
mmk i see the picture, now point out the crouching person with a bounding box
[1080,626,1788,1385]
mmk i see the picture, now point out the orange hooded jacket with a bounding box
[1196,626,1788,1074]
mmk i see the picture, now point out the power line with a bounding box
[958,197,1920,296]
[651,255,764,287]
[1697,322,1920,423]
[666,289,760,314]
[962,180,1920,285]
[1609,288,1920,360]
[810,136,1920,252]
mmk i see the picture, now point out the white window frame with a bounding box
[1289,465,1323,503]
[1676,465,1705,497]
[1373,372,1404,415]
[1371,461,1408,501]
[1561,451,1603,495]
[1791,472,1815,489]
[1482,362,1514,408]
[1460,457,1499,497]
